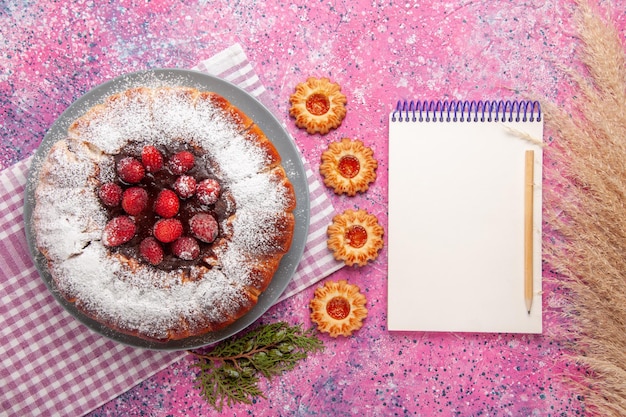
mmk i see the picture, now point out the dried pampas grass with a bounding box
[543,0,626,415]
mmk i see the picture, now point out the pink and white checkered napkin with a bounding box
[0,44,342,417]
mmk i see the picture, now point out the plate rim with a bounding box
[23,68,310,350]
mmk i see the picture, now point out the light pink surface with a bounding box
[2,0,624,415]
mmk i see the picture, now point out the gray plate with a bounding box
[23,69,310,350]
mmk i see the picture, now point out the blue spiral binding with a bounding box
[391,100,542,123]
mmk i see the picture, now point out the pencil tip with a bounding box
[527,310,531,315]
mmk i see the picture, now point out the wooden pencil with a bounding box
[524,150,534,314]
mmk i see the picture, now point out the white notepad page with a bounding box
[387,104,543,333]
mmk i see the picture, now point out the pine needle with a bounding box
[189,322,324,412]
[542,1,626,415]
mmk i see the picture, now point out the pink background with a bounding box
[2,0,625,415]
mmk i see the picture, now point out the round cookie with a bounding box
[289,77,347,135]
[320,138,378,196]
[310,279,368,337]
[326,209,384,267]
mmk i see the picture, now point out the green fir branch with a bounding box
[190,322,324,411]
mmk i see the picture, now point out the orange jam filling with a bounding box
[306,93,331,116]
[344,225,368,248]
[337,155,360,179]
[326,296,351,320]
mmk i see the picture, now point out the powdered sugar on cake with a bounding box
[33,87,296,342]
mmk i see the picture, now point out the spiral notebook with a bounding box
[387,100,543,334]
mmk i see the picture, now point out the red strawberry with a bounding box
[168,151,195,175]
[196,178,221,205]
[189,213,219,243]
[154,189,180,218]
[173,175,197,199]
[153,218,183,243]
[117,157,145,183]
[98,182,122,207]
[141,145,164,173]
[139,237,164,265]
[171,236,200,260]
[102,216,136,247]
[121,187,149,216]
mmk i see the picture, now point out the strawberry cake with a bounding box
[32,86,296,342]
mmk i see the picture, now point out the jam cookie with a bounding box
[289,77,347,134]
[320,138,377,196]
[327,209,384,266]
[310,280,367,337]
